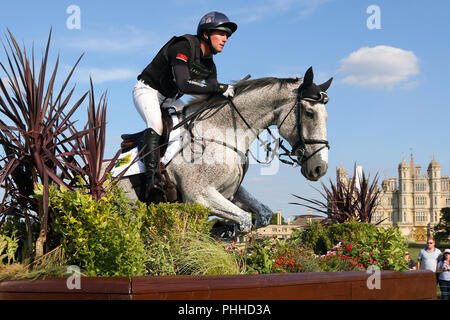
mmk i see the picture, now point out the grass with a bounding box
[0,246,74,281]
[174,233,244,275]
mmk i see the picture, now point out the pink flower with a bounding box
[369,258,373,262]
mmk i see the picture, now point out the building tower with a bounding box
[398,154,410,223]
[337,165,347,184]
[428,154,441,226]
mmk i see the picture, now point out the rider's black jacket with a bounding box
[138,34,228,98]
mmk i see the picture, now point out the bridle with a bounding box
[172,78,330,168]
[276,86,330,167]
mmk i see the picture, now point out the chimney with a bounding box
[277,210,282,225]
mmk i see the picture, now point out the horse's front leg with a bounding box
[186,186,252,232]
[232,185,273,228]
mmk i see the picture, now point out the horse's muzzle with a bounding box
[301,160,328,181]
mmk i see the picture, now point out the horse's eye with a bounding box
[305,110,314,119]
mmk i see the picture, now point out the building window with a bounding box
[435,197,437,205]
[434,182,436,191]
[403,172,406,178]
[447,198,450,206]
[403,183,406,191]
[415,183,426,192]
[403,196,406,205]
[403,212,407,222]
[415,196,426,206]
[373,212,382,223]
[386,197,392,206]
[435,212,438,222]
[272,228,277,232]
[415,212,426,222]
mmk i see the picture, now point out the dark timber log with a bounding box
[0,270,437,300]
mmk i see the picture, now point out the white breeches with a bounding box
[133,80,184,135]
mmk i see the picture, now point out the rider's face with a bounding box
[207,31,229,53]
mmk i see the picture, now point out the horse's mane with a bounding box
[186,77,300,109]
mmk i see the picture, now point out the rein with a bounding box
[227,86,330,167]
[170,77,330,168]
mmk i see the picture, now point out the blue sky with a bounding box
[1,0,450,220]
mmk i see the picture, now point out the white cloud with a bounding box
[73,67,137,84]
[338,45,420,90]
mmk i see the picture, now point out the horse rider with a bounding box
[133,11,237,200]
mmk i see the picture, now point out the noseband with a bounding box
[278,88,330,167]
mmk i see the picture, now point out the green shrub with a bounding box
[142,202,211,276]
[300,220,379,255]
[0,233,19,265]
[296,222,332,254]
[49,183,147,277]
[301,220,408,271]
[274,243,322,273]
[145,235,178,276]
[243,237,321,274]
[318,252,365,272]
[142,202,210,241]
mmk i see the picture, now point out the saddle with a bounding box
[120,108,178,203]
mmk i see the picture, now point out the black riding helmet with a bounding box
[197,11,237,54]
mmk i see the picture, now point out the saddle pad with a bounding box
[111,109,182,177]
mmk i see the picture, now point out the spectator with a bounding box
[436,249,450,300]
[417,238,442,272]
[406,251,417,270]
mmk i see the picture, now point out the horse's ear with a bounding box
[303,67,314,86]
[319,77,333,92]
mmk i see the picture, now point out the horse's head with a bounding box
[277,67,332,181]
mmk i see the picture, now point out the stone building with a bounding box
[338,154,449,242]
[249,210,325,240]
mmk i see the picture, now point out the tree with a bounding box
[0,29,120,259]
[433,208,450,242]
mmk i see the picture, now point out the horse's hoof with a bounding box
[238,222,251,233]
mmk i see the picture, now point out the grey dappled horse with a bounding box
[114,67,332,233]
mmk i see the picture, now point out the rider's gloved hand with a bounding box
[218,84,235,98]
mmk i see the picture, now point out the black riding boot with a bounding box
[142,128,163,202]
